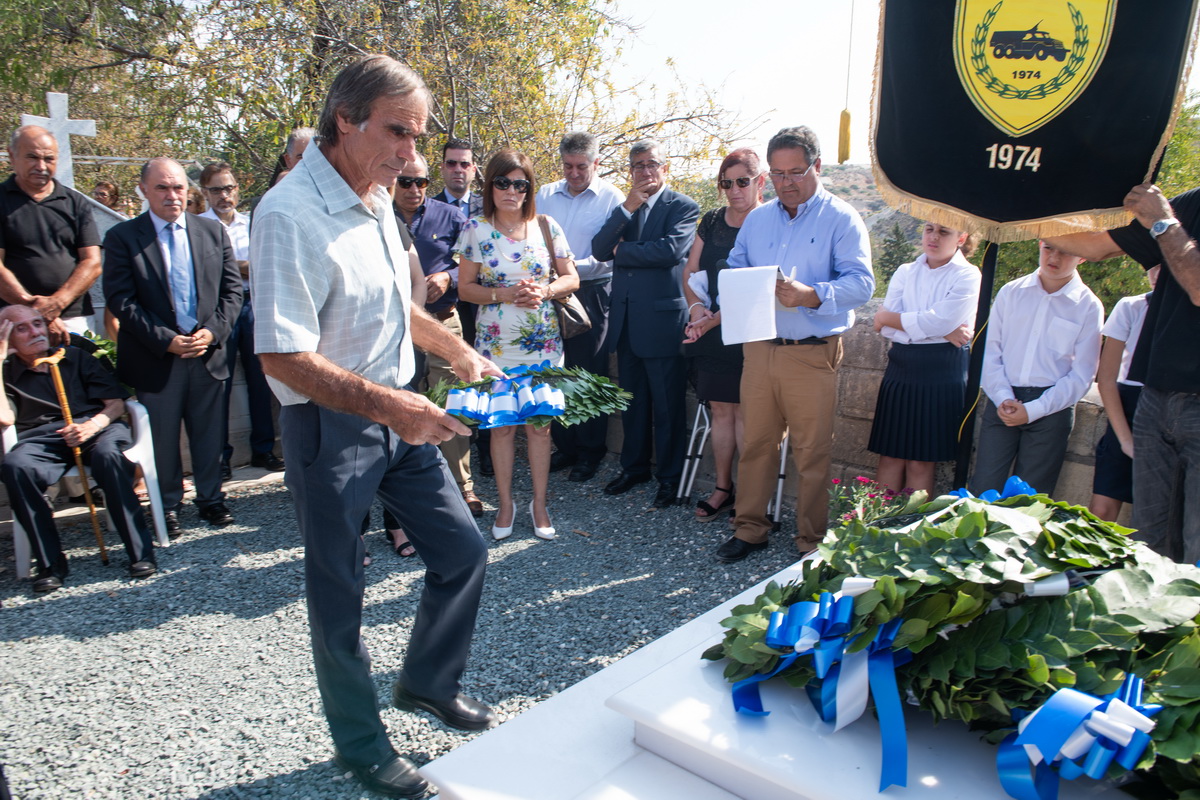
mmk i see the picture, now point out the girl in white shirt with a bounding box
[870,222,982,494]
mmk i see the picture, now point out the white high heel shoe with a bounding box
[529,500,556,540]
[492,505,514,540]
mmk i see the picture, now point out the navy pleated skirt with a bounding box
[868,342,969,462]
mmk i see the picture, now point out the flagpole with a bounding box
[955,241,998,488]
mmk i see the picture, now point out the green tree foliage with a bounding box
[872,222,917,296]
[0,0,748,198]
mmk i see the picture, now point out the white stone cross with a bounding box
[21,92,96,190]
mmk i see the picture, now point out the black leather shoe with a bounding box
[393,684,499,731]
[716,535,768,563]
[333,751,433,799]
[604,471,651,495]
[129,560,157,579]
[164,510,182,539]
[653,481,678,508]
[549,451,576,472]
[568,460,599,482]
[221,461,232,480]
[32,562,68,593]
[198,502,234,526]
[476,448,494,477]
[251,452,286,472]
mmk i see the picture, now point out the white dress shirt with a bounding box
[535,177,624,281]
[200,208,251,290]
[982,271,1104,423]
[880,251,981,344]
[1102,293,1151,386]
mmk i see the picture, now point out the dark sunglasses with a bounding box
[444,159,473,169]
[492,177,530,193]
[396,176,430,189]
[718,176,754,190]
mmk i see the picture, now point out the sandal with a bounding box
[695,485,735,522]
[388,528,417,558]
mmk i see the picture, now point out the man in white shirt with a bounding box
[536,132,624,481]
[971,241,1104,496]
[198,162,283,476]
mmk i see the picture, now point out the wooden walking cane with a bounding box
[31,348,109,565]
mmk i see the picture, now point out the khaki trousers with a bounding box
[734,338,842,550]
[424,311,472,493]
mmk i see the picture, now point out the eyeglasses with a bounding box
[396,176,430,189]
[630,160,664,173]
[444,159,474,170]
[492,177,530,193]
[718,176,755,190]
[767,164,814,184]
[203,184,238,195]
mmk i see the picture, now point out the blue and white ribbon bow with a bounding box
[997,674,1161,800]
[443,362,565,428]
[949,474,1037,503]
[730,578,912,790]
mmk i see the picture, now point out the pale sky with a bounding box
[608,0,1199,171]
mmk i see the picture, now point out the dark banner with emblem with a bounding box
[871,0,1200,241]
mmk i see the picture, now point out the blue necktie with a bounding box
[163,222,198,331]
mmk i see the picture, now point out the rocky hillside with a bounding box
[822,163,919,242]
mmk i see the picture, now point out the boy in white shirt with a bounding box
[971,241,1104,497]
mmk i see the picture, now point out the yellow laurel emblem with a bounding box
[954,0,1116,136]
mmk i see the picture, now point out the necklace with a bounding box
[495,216,523,236]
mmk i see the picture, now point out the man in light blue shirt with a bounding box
[716,126,874,564]
[536,132,624,481]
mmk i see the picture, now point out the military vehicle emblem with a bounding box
[954,0,1116,136]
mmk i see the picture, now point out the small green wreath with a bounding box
[970,2,1088,101]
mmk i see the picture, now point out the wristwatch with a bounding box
[1150,218,1180,238]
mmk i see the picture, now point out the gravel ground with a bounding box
[0,453,803,799]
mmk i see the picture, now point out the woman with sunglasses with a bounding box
[681,149,765,523]
[454,148,579,541]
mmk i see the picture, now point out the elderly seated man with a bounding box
[0,305,156,592]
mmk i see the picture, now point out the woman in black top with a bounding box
[681,148,765,521]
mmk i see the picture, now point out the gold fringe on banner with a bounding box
[868,0,1200,243]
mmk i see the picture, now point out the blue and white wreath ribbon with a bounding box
[730,578,912,790]
[997,674,1161,800]
[443,362,566,428]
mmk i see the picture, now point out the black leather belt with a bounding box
[770,336,829,345]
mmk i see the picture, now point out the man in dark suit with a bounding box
[592,139,699,508]
[103,157,243,534]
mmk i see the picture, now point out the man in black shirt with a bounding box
[1048,182,1200,563]
[0,305,156,592]
[0,126,102,342]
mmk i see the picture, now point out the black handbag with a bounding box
[537,214,591,340]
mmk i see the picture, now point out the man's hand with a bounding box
[381,389,473,446]
[425,272,451,303]
[622,176,656,215]
[168,330,211,358]
[1124,183,1175,229]
[46,317,70,346]
[944,324,973,347]
[775,277,819,308]
[31,295,65,321]
[59,418,102,447]
[449,348,505,384]
[998,399,1029,427]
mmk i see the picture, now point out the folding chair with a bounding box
[6,399,170,579]
[677,400,712,503]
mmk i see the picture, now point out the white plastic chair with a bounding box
[5,399,169,579]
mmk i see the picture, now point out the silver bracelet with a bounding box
[687,301,706,315]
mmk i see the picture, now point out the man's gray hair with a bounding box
[559,132,599,162]
[767,126,820,164]
[286,127,317,156]
[629,138,664,165]
[8,124,55,151]
[317,55,427,147]
[139,157,185,182]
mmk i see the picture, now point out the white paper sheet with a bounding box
[718,266,780,344]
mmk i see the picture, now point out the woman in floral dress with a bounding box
[455,148,579,541]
